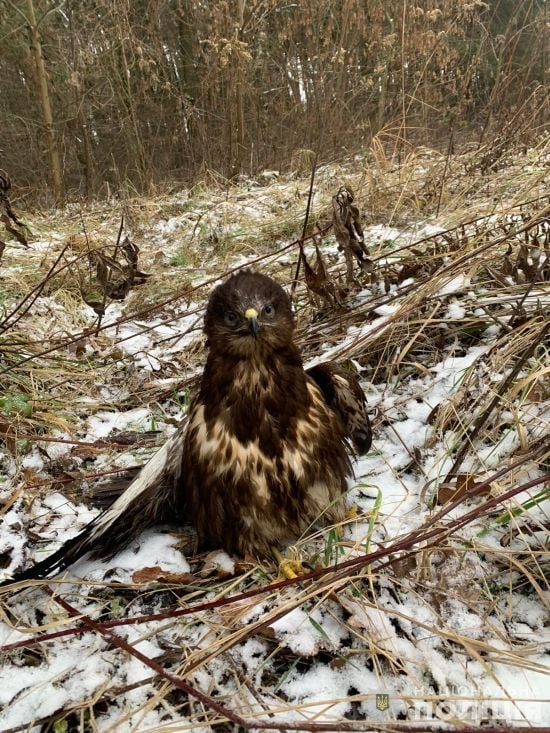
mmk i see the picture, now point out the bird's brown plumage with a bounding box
[1,270,371,586]
[183,270,352,556]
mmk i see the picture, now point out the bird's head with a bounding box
[204,270,295,357]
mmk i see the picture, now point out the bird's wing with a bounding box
[306,361,372,455]
[1,425,186,589]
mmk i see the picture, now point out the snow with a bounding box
[204,550,235,576]
[71,530,191,583]
[156,215,186,234]
[482,660,550,725]
[43,432,73,460]
[499,594,549,630]
[86,407,152,439]
[104,307,203,371]
[446,300,466,320]
[1,165,548,730]
[438,273,470,295]
[270,602,348,656]
[0,506,28,574]
[21,447,45,471]
[0,633,111,729]
[239,638,269,678]
[440,598,485,640]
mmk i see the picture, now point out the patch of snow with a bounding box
[0,633,111,730]
[374,303,400,316]
[86,407,151,439]
[438,274,471,295]
[207,551,235,576]
[21,447,44,471]
[157,216,185,234]
[270,602,347,656]
[365,225,405,243]
[43,431,73,460]
[0,505,28,576]
[441,599,484,640]
[446,300,466,319]
[70,529,190,583]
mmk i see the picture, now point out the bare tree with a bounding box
[24,0,63,202]
[0,0,546,201]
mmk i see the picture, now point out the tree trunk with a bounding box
[25,0,63,203]
[230,0,246,176]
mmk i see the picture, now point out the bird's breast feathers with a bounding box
[185,380,343,504]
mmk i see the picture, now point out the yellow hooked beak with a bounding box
[244,307,259,337]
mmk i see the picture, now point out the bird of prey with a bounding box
[1,270,371,587]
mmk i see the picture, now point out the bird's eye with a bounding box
[263,304,274,317]
[225,312,237,326]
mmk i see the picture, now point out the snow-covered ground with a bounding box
[0,152,548,731]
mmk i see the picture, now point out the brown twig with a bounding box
[290,154,319,302]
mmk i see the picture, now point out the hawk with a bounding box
[1,271,371,586]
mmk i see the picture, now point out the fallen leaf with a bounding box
[437,473,491,504]
[132,566,194,584]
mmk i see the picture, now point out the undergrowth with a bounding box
[0,131,548,731]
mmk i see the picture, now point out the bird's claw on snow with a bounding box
[273,548,308,580]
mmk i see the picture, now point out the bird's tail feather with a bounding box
[0,522,99,588]
[1,427,185,590]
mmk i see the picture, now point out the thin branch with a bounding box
[290,154,318,302]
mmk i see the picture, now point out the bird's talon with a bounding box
[273,548,306,579]
[278,558,305,580]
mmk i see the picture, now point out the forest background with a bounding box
[0,0,547,204]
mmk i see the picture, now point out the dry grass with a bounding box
[0,133,548,731]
